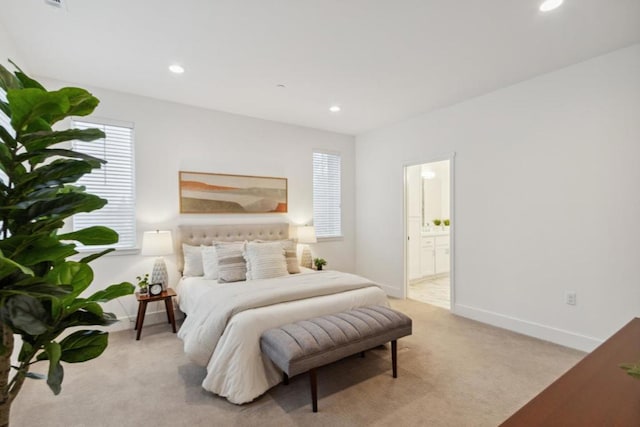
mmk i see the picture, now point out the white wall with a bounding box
[355,44,640,351]
[37,77,355,329]
[0,22,27,71]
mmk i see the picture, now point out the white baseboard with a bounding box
[380,283,403,298]
[107,309,184,333]
[453,303,602,353]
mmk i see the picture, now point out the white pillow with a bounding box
[244,241,288,280]
[255,239,300,274]
[182,243,204,277]
[201,245,219,280]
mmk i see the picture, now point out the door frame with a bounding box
[403,152,456,311]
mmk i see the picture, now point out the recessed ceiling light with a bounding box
[329,105,341,113]
[276,84,286,88]
[539,0,563,12]
[169,64,185,74]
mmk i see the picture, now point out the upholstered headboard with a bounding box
[177,223,290,272]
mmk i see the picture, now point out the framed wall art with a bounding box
[179,171,288,214]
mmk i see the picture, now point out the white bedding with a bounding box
[176,270,389,404]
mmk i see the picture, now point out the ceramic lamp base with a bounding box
[151,257,168,291]
[300,245,313,269]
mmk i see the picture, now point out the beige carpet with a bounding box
[11,299,584,427]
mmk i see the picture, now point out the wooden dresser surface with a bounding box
[501,318,640,426]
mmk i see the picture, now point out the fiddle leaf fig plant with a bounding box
[0,61,134,426]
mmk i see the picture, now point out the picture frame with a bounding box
[179,171,288,214]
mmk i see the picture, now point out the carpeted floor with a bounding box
[11,298,584,427]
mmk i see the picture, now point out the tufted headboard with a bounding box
[177,223,290,273]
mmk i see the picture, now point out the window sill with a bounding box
[317,236,344,242]
[75,247,140,256]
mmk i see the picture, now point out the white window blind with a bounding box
[72,119,136,250]
[313,151,342,238]
[0,89,11,186]
[0,89,11,137]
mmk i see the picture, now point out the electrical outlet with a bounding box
[565,291,577,306]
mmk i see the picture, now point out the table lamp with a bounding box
[297,225,317,269]
[141,230,174,291]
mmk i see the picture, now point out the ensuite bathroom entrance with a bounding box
[405,158,453,309]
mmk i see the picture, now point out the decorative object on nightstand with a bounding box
[136,273,149,296]
[148,282,163,296]
[141,230,174,291]
[134,288,177,340]
[297,225,317,269]
[314,258,327,271]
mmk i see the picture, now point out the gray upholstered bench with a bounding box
[260,305,412,412]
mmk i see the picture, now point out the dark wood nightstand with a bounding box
[134,288,177,340]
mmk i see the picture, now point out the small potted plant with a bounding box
[443,219,450,227]
[137,273,150,296]
[433,219,442,227]
[314,258,327,271]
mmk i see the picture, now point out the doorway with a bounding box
[405,157,453,309]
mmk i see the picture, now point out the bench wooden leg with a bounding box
[309,368,318,413]
[283,372,289,385]
[391,340,398,378]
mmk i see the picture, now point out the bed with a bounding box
[174,223,389,404]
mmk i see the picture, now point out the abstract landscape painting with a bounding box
[179,171,288,214]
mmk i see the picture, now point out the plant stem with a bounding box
[0,322,15,427]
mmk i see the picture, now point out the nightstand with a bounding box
[134,288,177,340]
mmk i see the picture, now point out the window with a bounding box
[0,88,11,185]
[312,151,342,238]
[0,88,11,137]
[72,119,136,250]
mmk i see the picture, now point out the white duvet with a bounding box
[176,270,389,404]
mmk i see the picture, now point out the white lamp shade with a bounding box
[297,226,317,244]
[141,230,174,256]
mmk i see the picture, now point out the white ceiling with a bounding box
[1,0,639,135]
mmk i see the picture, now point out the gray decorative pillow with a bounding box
[280,239,301,274]
[244,241,288,280]
[215,241,247,283]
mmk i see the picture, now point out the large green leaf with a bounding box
[20,128,105,152]
[18,148,104,168]
[46,262,93,300]
[56,87,100,118]
[6,88,68,133]
[0,125,16,150]
[79,248,115,264]
[58,226,118,246]
[1,295,48,335]
[0,100,10,119]
[15,158,98,189]
[12,237,77,266]
[58,310,117,329]
[58,330,108,363]
[2,278,71,299]
[87,282,134,303]
[0,63,21,91]
[44,341,63,395]
[0,251,33,279]
[9,193,107,230]
[64,299,103,317]
[14,71,45,91]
